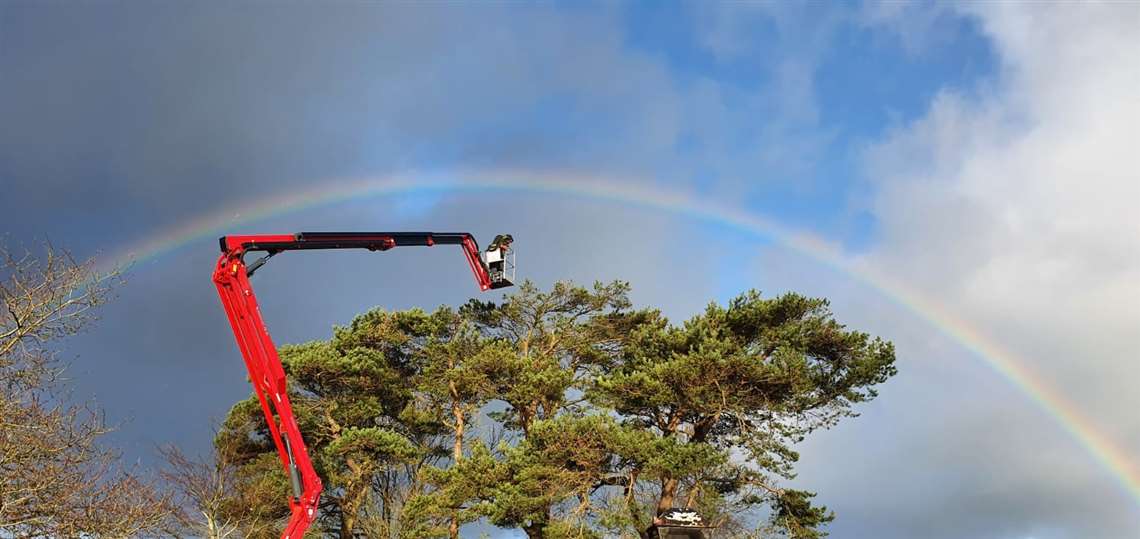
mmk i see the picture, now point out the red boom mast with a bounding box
[212,232,512,539]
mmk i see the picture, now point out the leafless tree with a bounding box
[159,436,286,539]
[0,241,177,537]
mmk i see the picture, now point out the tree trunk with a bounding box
[657,477,678,513]
[645,476,680,539]
[340,478,368,539]
[623,469,654,539]
[205,513,218,539]
[449,394,464,539]
[452,398,465,463]
[340,510,356,539]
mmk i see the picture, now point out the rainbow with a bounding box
[105,171,1139,507]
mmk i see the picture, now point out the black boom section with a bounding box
[295,231,477,249]
[222,232,480,253]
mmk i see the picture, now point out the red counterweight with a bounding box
[212,232,512,539]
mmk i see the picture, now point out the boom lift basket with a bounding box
[482,234,515,289]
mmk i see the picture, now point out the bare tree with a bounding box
[0,242,176,537]
[159,435,286,539]
[160,443,245,539]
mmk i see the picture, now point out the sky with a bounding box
[2,2,1139,538]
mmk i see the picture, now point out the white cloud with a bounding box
[855,2,1140,535]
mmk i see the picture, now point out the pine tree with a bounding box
[589,290,896,537]
[216,284,896,539]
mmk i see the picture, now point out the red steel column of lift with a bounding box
[212,232,508,539]
[213,250,321,539]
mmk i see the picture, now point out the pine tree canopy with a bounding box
[217,282,896,539]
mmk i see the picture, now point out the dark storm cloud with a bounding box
[0,1,723,464]
[0,2,693,248]
[1,2,847,251]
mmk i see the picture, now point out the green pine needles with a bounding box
[215,281,896,539]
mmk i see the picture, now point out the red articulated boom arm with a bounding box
[212,232,511,539]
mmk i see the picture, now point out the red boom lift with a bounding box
[212,232,514,539]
